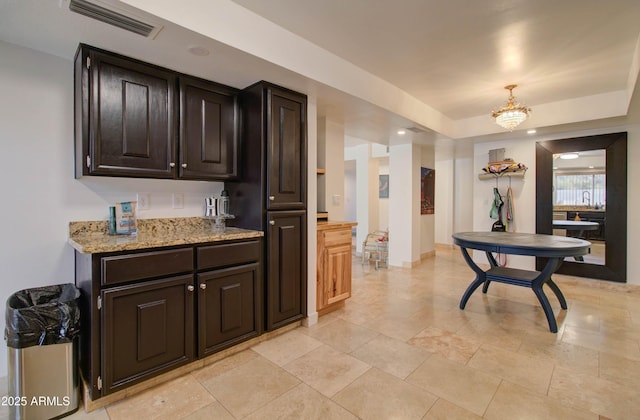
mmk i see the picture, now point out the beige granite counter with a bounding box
[317,220,358,231]
[69,217,263,254]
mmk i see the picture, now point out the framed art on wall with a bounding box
[379,174,389,198]
[421,167,434,214]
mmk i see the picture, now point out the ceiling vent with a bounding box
[406,126,429,134]
[69,0,156,37]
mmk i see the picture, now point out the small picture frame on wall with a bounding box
[379,174,389,198]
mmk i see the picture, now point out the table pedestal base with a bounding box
[458,248,567,333]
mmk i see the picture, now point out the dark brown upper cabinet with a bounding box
[74,44,239,181]
[227,82,308,230]
[179,76,239,180]
[266,89,306,210]
[75,45,176,178]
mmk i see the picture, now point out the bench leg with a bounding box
[482,252,499,293]
[532,257,564,333]
[532,285,558,333]
[460,275,486,309]
[546,278,568,309]
[458,247,487,309]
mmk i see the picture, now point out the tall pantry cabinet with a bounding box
[227,81,307,331]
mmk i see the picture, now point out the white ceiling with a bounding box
[1,0,639,146]
[233,0,639,118]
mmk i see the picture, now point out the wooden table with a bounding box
[452,232,591,333]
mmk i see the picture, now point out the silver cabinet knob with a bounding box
[269,196,275,201]
[200,283,207,290]
[182,163,188,168]
[187,285,194,292]
[269,220,275,225]
[169,162,176,168]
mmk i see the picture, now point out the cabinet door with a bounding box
[323,243,352,306]
[101,275,194,395]
[86,49,176,178]
[266,210,307,330]
[179,77,239,180]
[197,263,261,357]
[266,88,306,210]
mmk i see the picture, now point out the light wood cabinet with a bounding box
[317,222,356,313]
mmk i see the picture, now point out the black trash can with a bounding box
[5,284,81,419]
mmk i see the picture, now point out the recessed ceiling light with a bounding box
[188,46,210,56]
[560,153,579,160]
[397,130,406,135]
[527,129,537,134]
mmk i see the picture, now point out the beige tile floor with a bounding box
[64,247,640,419]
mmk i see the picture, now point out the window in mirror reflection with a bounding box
[553,172,605,207]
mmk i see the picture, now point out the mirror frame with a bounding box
[536,132,627,282]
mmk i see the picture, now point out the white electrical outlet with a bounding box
[137,193,150,210]
[172,193,184,209]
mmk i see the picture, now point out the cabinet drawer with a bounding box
[197,240,261,271]
[323,229,352,247]
[101,248,194,286]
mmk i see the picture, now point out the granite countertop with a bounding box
[69,217,263,254]
[317,220,358,231]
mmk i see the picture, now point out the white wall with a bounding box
[472,139,536,269]
[455,126,640,285]
[388,143,423,266]
[345,144,379,254]
[435,158,454,245]
[306,98,319,324]
[0,41,226,377]
[321,119,345,220]
[626,124,640,286]
[453,143,475,236]
[344,160,357,222]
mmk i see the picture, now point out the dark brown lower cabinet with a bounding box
[266,210,307,330]
[101,275,194,395]
[75,237,263,401]
[197,263,260,356]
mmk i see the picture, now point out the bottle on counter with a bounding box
[219,190,230,216]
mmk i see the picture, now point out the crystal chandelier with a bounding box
[491,84,531,130]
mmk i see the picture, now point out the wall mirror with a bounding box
[536,132,627,282]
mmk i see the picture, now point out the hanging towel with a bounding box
[505,186,514,231]
[490,187,503,219]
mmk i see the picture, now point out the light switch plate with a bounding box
[172,193,184,209]
[137,193,150,210]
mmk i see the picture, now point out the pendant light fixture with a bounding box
[492,84,531,130]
